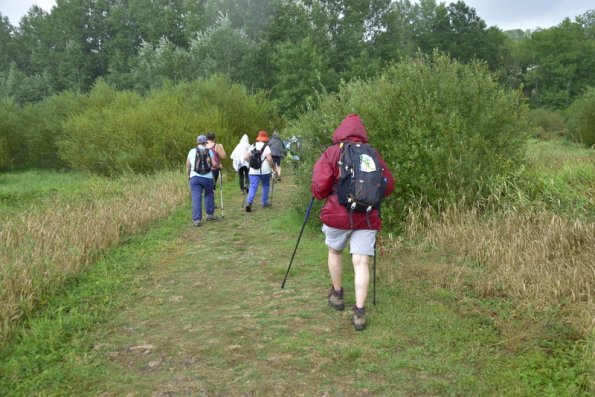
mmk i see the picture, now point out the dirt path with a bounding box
[94,175,409,396]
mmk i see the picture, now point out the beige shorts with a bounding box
[322,224,377,256]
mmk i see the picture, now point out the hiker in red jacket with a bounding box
[311,114,395,331]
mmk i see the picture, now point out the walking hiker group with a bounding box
[188,129,280,223]
[186,115,394,332]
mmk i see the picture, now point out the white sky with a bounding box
[0,0,55,25]
[459,0,592,31]
[0,0,593,31]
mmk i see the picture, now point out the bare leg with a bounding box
[352,254,370,308]
[328,248,343,291]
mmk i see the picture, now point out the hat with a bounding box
[256,131,269,142]
[196,135,207,144]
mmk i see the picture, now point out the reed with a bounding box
[0,171,187,342]
[404,204,594,327]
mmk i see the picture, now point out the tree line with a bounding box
[0,0,593,115]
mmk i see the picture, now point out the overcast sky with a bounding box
[0,0,592,31]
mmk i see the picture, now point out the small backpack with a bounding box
[194,148,212,174]
[208,144,220,168]
[336,142,386,225]
[268,136,284,157]
[249,142,268,169]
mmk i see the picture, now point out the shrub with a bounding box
[528,107,566,139]
[0,91,89,171]
[566,87,595,147]
[58,76,281,175]
[287,53,529,228]
[0,100,20,171]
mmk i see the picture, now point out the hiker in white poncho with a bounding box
[230,134,250,194]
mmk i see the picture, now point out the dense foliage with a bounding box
[0,1,592,112]
[287,54,529,225]
[566,87,595,147]
[0,75,280,173]
[0,0,592,172]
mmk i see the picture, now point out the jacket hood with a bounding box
[239,134,249,147]
[332,114,368,144]
[230,134,250,162]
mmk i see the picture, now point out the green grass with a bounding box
[0,208,189,395]
[509,138,595,219]
[0,170,591,396]
[0,170,97,215]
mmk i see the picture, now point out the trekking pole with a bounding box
[269,172,275,207]
[219,169,224,218]
[373,241,377,306]
[281,196,315,288]
[241,183,247,209]
[373,206,383,306]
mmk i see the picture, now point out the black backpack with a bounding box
[249,142,268,169]
[336,142,386,222]
[194,148,212,174]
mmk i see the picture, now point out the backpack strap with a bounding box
[259,142,268,175]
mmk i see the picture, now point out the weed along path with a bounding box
[2,174,586,396]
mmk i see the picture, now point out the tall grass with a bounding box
[0,171,187,343]
[404,204,594,328]
[398,138,594,374]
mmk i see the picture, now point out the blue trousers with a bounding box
[247,173,271,207]
[189,176,215,221]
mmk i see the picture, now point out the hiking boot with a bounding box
[245,204,252,212]
[206,214,217,221]
[263,203,272,209]
[327,287,345,311]
[193,220,202,227]
[352,306,366,331]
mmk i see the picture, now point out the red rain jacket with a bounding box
[311,114,395,230]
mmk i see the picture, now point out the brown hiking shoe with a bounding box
[327,287,345,311]
[352,306,366,331]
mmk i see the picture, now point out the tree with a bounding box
[189,13,255,84]
[524,15,595,108]
[0,14,16,73]
[271,37,324,119]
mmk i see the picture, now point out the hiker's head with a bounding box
[332,114,368,144]
[256,131,269,142]
[206,132,216,141]
[196,135,208,145]
[273,130,280,137]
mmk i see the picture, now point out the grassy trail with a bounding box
[1,172,589,396]
[92,175,408,395]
